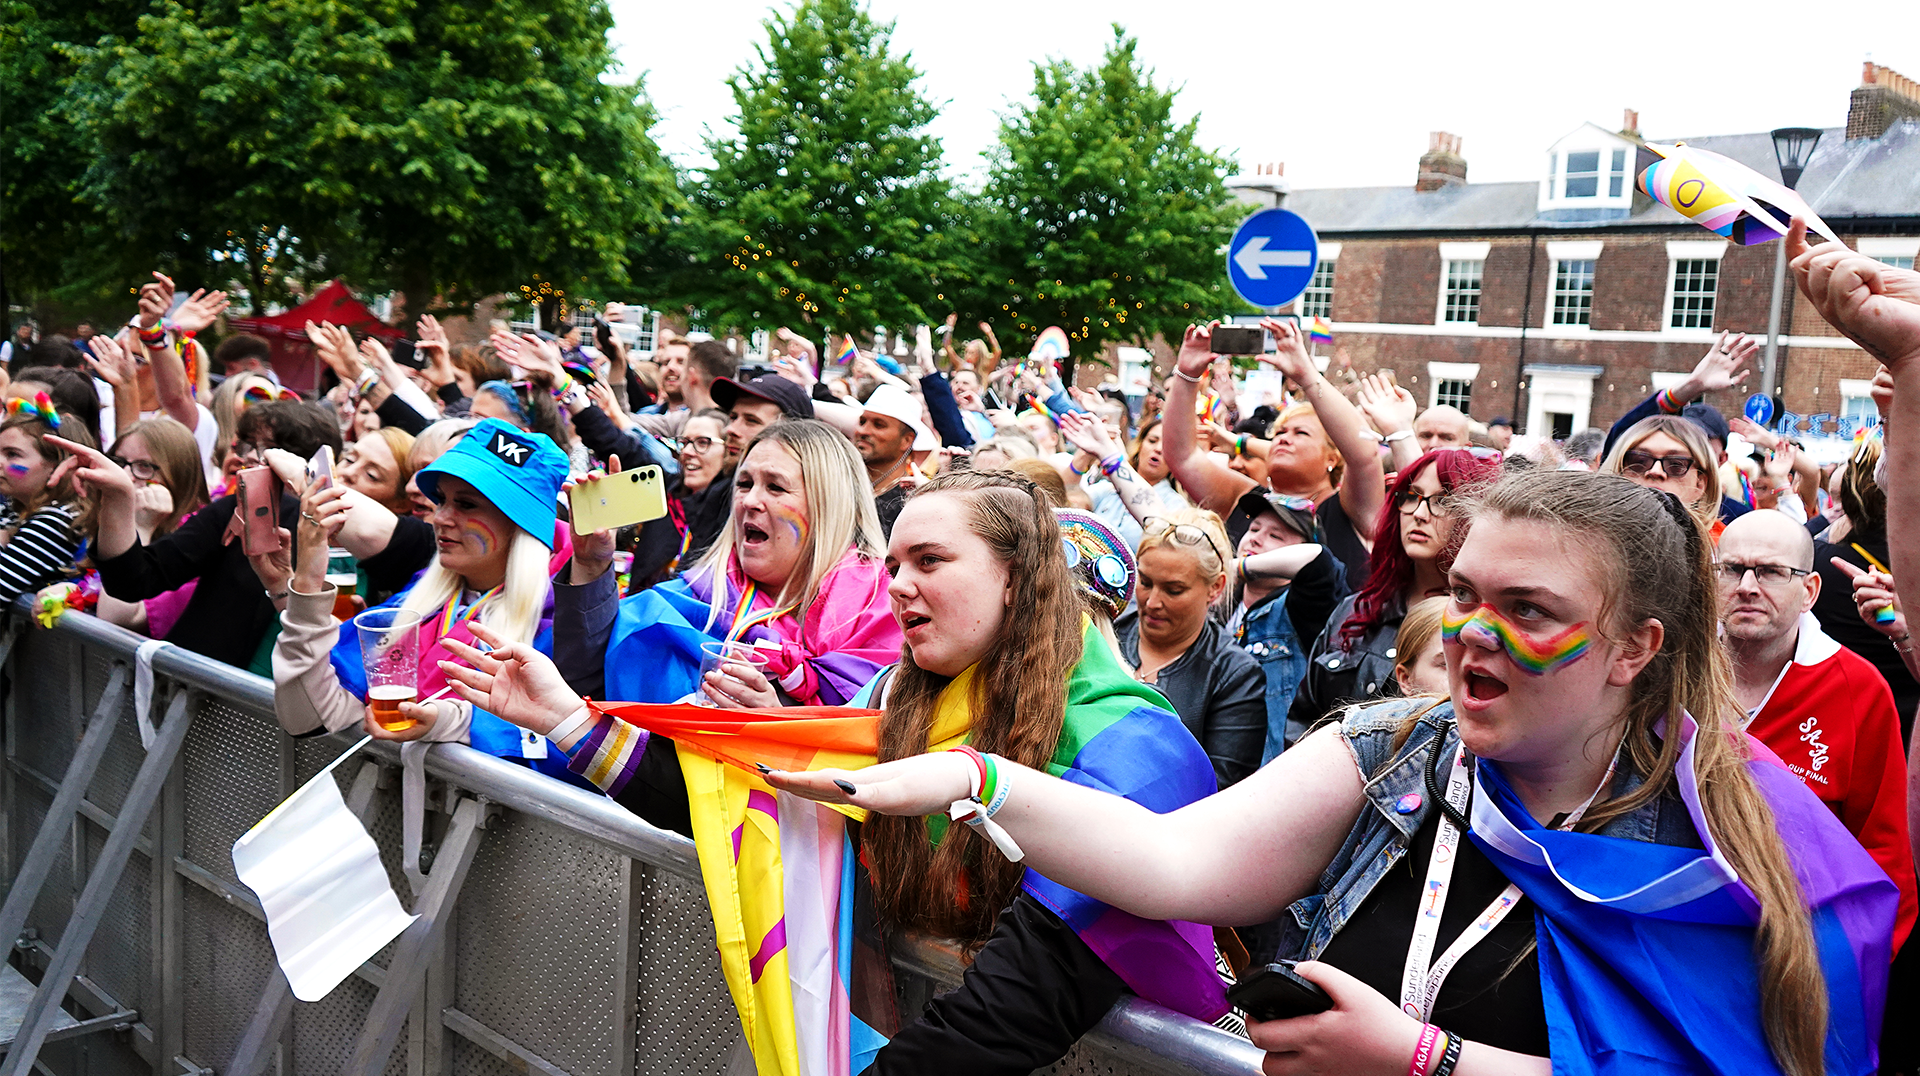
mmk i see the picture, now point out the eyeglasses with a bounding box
[1143,518,1225,564]
[1394,490,1456,517]
[678,436,720,455]
[1621,450,1698,479]
[1714,561,1812,587]
[109,455,162,482]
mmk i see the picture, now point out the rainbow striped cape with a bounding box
[593,623,1226,1075]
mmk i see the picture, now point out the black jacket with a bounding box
[1114,613,1266,788]
[1286,592,1404,748]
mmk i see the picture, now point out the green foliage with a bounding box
[674,0,968,337]
[971,27,1238,373]
[7,0,680,317]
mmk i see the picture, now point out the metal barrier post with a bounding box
[0,690,195,1076]
[342,794,489,1076]
[0,665,127,955]
[227,760,384,1076]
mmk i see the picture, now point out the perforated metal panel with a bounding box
[633,862,737,1075]
[179,695,286,884]
[15,631,78,783]
[180,881,280,1066]
[81,826,150,1017]
[17,786,69,948]
[453,1035,522,1076]
[454,810,629,1075]
[293,963,382,1074]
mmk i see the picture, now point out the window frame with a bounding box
[1663,241,1726,332]
[1298,248,1339,320]
[1427,361,1481,411]
[1434,242,1490,326]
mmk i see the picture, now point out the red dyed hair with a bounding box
[1338,448,1503,647]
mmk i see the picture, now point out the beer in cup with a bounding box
[354,607,423,731]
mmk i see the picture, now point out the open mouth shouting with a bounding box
[740,520,771,548]
[1459,664,1511,709]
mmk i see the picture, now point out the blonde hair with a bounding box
[363,426,418,511]
[408,419,474,471]
[1474,470,1824,1076]
[1600,416,1723,527]
[398,527,550,647]
[1138,507,1234,596]
[693,419,884,624]
[209,374,279,469]
[1392,595,1448,686]
[1273,403,1346,488]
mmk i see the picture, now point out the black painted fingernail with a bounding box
[754,763,772,774]
[834,779,857,795]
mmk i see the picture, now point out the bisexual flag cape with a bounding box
[1467,713,1896,1076]
[603,552,900,708]
[591,621,1227,1076]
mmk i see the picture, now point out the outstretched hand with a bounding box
[1174,322,1218,380]
[1256,318,1315,383]
[762,751,974,817]
[86,332,138,388]
[1355,373,1417,436]
[1687,331,1758,393]
[438,623,584,737]
[171,289,230,335]
[1057,408,1119,459]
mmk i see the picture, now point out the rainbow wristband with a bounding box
[550,373,575,399]
[981,754,1011,818]
[1068,457,1090,477]
[1099,454,1125,477]
[136,323,168,348]
[1657,388,1683,414]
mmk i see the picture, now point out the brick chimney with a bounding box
[1848,62,1920,140]
[1620,109,1641,138]
[1416,132,1467,191]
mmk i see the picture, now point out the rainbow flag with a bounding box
[1030,325,1071,363]
[585,622,1227,1075]
[834,335,858,367]
[1308,316,1334,345]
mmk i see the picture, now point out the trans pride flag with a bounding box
[588,622,1226,1076]
[1468,712,1895,1076]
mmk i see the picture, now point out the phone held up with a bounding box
[1224,961,1334,1023]
[234,465,284,557]
[1207,325,1266,355]
[568,466,669,534]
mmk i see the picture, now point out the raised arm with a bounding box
[1240,542,1326,582]
[1355,374,1420,473]
[1163,323,1257,516]
[1259,318,1386,538]
[1059,410,1160,528]
[1602,333,1756,458]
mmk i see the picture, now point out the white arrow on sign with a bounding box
[1232,236,1313,280]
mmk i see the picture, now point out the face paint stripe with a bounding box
[1442,605,1591,676]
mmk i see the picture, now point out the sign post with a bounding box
[1226,208,1320,311]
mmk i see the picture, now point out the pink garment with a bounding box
[144,580,200,640]
[715,549,903,705]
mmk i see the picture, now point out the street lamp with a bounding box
[1761,126,1824,398]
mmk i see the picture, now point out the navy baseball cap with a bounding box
[414,418,568,548]
[1681,403,1730,449]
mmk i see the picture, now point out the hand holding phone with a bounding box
[1225,962,1334,1023]
[235,466,285,557]
[307,445,334,496]
[568,466,668,533]
[1208,325,1265,355]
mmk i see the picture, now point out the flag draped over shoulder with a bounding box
[1468,712,1895,1076]
[592,621,1227,1076]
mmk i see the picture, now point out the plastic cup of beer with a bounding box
[696,641,771,706]
[327,548,361,621]
[354,607,423,731]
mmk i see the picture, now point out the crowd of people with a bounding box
[3,218,1918,1075]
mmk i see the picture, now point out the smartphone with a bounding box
[568,466,668,533]
[391,338,424,369]
[235,466,284,556]
[307,445,334,495]
[1208,326,1265,355]
[1225,962,1333,1022]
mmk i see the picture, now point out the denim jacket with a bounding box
[1236,589,1307,766]
[1276,698,1704,963]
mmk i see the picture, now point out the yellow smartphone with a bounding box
[568,466,668,533]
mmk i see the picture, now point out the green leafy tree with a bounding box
[972,27,1239,378]
[18,0,680,317]
[675,0,967,338]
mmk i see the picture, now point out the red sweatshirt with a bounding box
[1747,612,1917,952]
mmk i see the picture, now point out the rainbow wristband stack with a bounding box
[136,322,168,349]
[948,746,1021,859]
[550,372,575,399]
[1656,387,1684,414]
[1099,454,1125,477]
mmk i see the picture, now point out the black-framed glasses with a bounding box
[1143,518,1225,564]
[678,436,721,455]
[1713,561,1812,586]
[1621,450,1697,479]
[1394,490,1455,517]
[109,455,162,482]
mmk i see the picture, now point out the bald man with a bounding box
[1718,510,1915,948]
[1412,404,1470,452]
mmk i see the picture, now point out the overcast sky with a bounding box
[604,0,1919,193]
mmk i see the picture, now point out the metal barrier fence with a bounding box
[0,603,1263,1076]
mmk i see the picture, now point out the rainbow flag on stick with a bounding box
[1308,316,1334,345]
[834,335,858,367]
[1635,141,1839,245]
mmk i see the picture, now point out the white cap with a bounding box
[861,383,936,451]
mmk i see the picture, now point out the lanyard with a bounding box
[1399,741,1616,1021]
[725,579,788,643]
[439,587,500,637]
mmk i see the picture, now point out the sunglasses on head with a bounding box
[1621,450,1697,479]
[241,383,301,404]
[1144,518,1225,564]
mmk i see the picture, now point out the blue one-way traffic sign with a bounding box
[1227,208,1319,310]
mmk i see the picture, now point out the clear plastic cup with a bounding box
[696,640,772,707]
[354,608,423,730]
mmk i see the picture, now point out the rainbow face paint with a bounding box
[458,519,497,555]
[4,462,29,477]
[769,503,808,545]
[1441,604,1592,676]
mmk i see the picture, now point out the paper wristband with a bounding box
[546,706,596,746]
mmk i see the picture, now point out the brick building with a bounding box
[1253,63,1920,440]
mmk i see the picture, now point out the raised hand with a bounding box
[1256,318,1315,383]
[1727,415,1780,452]
[86,332,138,387]
[438,623,585,737]
[1833,560,1906,640]
[134,272,175,330]
[1355,373,1416,436]
[1173,322,1216,380]
[358,336,395,375]
[1057,408,1119,460]
[559,455,621,581]
[773,353,816,390]
[170,289,230,335]
[1686,331,1758,394]
[1787,218,1920,369]
[306,321,364,381]
[585,380,629,427]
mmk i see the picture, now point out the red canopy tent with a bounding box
[227,280,404,396]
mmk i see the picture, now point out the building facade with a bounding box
[1261,64,1920,440]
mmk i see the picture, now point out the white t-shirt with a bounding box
[141,403,221,488]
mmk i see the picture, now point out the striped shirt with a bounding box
[0,502,82,605]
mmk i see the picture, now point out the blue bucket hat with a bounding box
[414,418,568,548]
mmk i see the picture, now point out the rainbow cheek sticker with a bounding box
[1441,605,1592,676]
